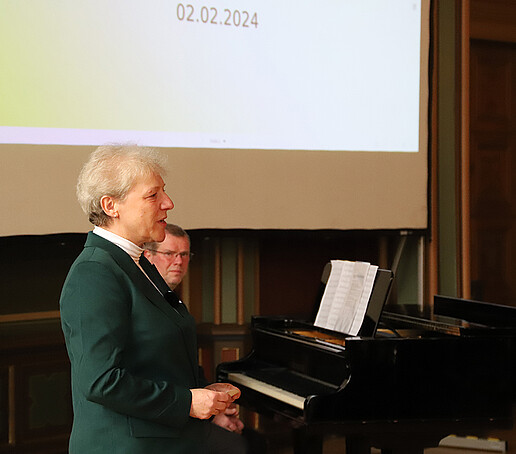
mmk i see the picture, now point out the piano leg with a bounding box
[292,427,323,454]
[345,437,371,454]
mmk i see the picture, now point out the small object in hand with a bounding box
[227,388,239,398]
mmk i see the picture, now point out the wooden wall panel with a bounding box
[16,361,71,448]
[0,368,8,448]
[470,0,516,43]
[0,320,71,454]
[470,40,516,304]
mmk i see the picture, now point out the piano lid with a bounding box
[434,294,516,328]
[381,295,516,337]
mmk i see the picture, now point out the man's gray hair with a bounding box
[77,144,167,226]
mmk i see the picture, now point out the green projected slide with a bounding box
[0,0,422,151]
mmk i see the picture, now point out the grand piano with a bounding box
[217,265,516,454]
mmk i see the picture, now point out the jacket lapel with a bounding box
[84,232,179,320]
[84,232,199,380]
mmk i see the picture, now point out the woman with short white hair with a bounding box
[60,144,247,454]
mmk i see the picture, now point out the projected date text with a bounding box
[176,4,258,28]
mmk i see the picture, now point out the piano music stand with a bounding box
[311,263,394,338]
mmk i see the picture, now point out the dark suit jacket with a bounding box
[60,232,208,453]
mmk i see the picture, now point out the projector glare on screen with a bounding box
[1,0,422,152]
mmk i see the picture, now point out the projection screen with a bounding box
[0,0,430,236]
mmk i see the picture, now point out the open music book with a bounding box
[314,260,378,335]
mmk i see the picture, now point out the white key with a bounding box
[228,372,305,410]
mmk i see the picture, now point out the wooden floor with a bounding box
[245,408,516,454]
[270,434,515,454]
[255,425,516,454]
[268,434,516,454]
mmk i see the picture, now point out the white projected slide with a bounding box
[0,0,422,151]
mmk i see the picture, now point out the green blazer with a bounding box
[60,232,209,454]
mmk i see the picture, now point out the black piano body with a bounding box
[217,283,516,453]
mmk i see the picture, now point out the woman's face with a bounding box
[114,172,174,246]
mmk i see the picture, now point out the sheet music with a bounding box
[316,260,352,330]
[314,260,378,336]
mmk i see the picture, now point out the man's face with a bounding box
[147,233,191,289]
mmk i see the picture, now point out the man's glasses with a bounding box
[147,250,193,260]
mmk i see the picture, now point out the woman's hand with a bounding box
[212,403,245,433]
[189,388,232,419]
[205,382,241,401]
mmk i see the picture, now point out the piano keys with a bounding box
[227,372,306,410]
[217,270,516,454]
